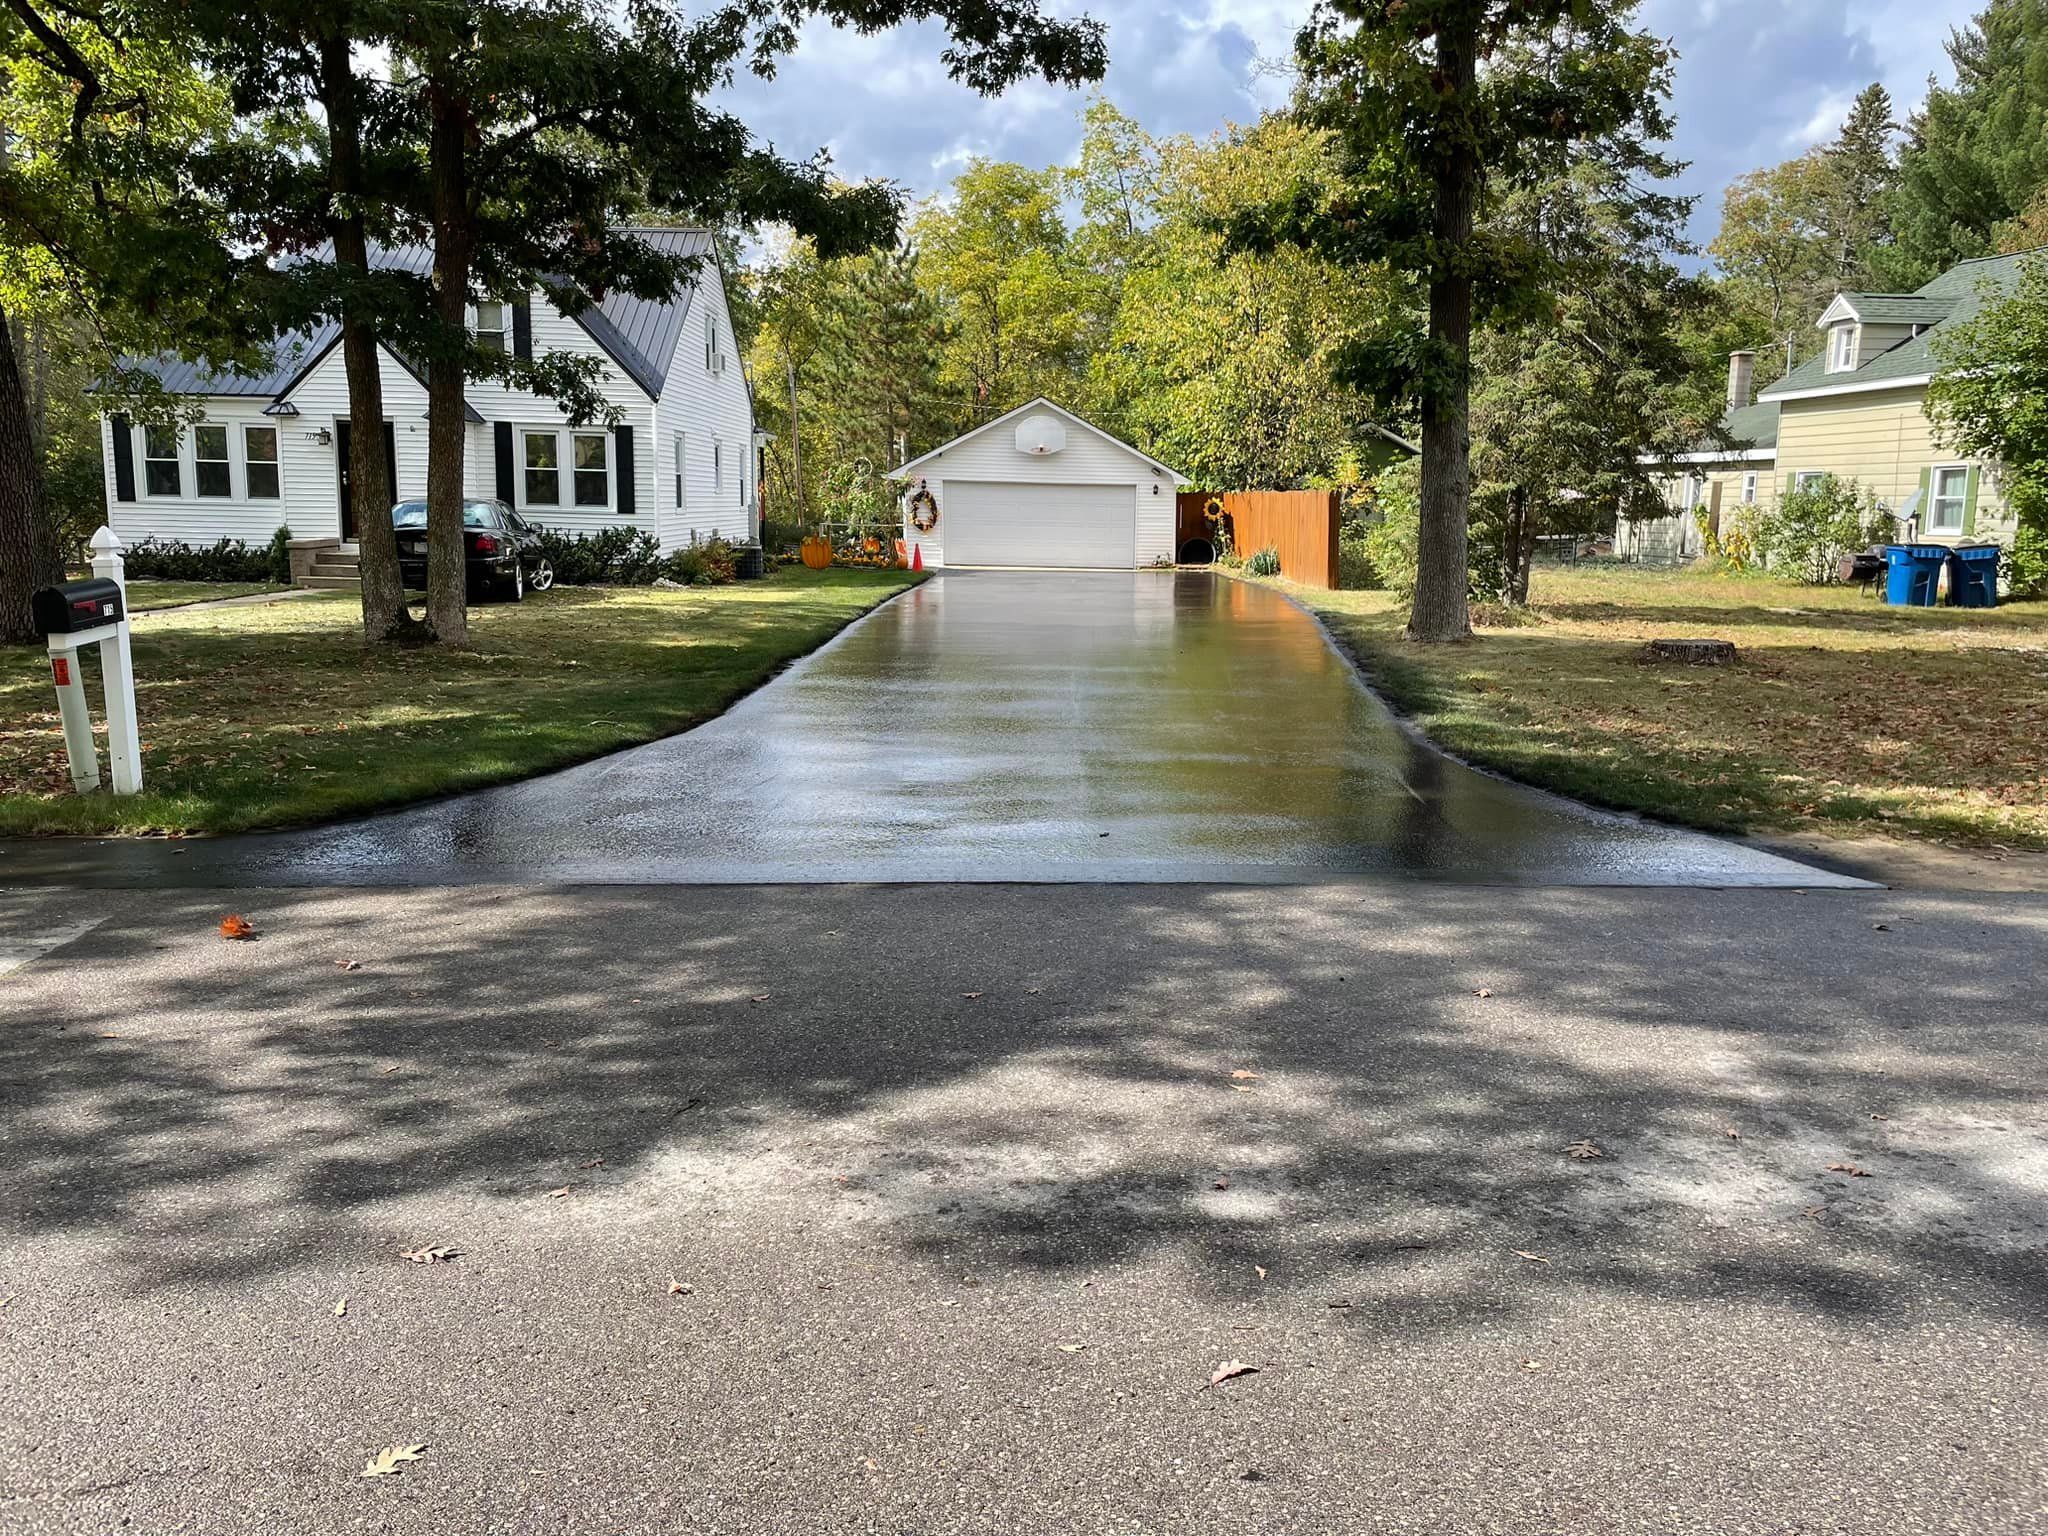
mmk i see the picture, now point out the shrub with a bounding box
[1360,460,1422,598]
[266,526,294,586]
[121,534,282,583]
[530,526,740,587]
[1245,545,1282,577]
[2007,476,2048,597]
[1752,475,1889,583]
[1337,532,1377,590]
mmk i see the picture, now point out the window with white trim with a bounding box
[523,430,560,506]
[712,438,723,494]
[673,432,685,509]
[571,432,609,507]
[244,425,281,499]
[193,424,231,498]
[1741,471,1758,506]
[474,301,508,354]
[1928,465,1969,533]
[1827,323,1857,373]
[705,315,721,371]
[1795,471,1828,493]
[143,425,182,497]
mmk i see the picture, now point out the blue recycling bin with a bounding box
[1884,544,1948,606]
[1948,544,2001,609]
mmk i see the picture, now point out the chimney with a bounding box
[1727,351,1756,412]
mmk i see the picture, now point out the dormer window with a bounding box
[1827,322,1858,373]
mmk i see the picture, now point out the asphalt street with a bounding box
[3,880,2044,1534]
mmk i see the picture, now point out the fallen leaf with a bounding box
[1474,987,1494,998]
[1871,922,1891,932]
[1871,1113,1889,1122]
[1231,1085,1254,1094]
[1213,1178,1230,1190]
[1723,1127,1742,1142]
[1513,1250,1552,1265]
[1056,1343,1087,1354]
[398,1245,459,1265]
[577,1157,605,1170]
[1326,1298,1356,1309]
[1025,987,1042,995]
[962,992,984,1000]
[1230,1069,1261,1081]
[1205,1360,1259,1389]
[545,1187,571,1199]
[1564,1140,1604,1161]
[379,1064,400,1074]
[333,1299,347,1317]
[1827,1163,1872,1178]
[1520,1359,1542,1371]
[667,1278,691,1296]
[360,1444,427,1479]
[1255,1266,1268,1280]
[334,959,361,972]
[219,914,255,940]
[749,995,771,1004]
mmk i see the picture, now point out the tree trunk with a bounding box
[319,33,416,645]
[1505,486,1540,606]
[423,74,473,646]
[784,352,805,526]
[1408,21,1477,644]
[0,306,63,644]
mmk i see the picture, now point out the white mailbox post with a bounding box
[41,525,143,796]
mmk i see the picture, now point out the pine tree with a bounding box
[1880,0,2048,287]
[1828,83,1899,284]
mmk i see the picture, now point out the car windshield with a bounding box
[392,501,501,529]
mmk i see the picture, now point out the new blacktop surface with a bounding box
[3,572,2043,1533]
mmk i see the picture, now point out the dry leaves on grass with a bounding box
[219,913,255,940]
[398,1245,460,1265]
[360,1444,427,1479]
[1564,1140,1604,1161]
[1513,1250,1552,1266]
[1204,1360,1259,1390]
[1827,1163,1872,1178]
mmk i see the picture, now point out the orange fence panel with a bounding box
[1176,489,1340,588]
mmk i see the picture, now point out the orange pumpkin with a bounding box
[800,536,834,570]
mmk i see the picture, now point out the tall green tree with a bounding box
[1235,0,1678,642]
[1927,254,2048,593]
[1879,0,2048,287]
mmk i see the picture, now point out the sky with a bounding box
[721,0,1985,260]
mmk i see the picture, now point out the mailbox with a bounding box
[33,578,125,635]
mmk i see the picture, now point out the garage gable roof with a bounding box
[889,398,1190,483]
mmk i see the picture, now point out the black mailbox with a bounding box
[32,578,125,636]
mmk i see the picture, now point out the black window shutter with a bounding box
[615,424,635,516]
[494,422,515,502]
[512,298,532,361]
[110,414,136,502]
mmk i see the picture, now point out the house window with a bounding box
[194,424,231,498]
[475,302,508,354]
[1928,465,1970,533]
[1827,324,1857,373]
[1741,472,1758,506]
[1795,471,1828,493]
[572,432,609,508]
[143,425,182,497]
[673,433,685,509]
[244,425,280,499]
[523,431,560,505]
[705,316,720,371]
[712,438,723,494]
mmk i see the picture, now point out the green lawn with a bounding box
[1267,563,2048,850]
[1,568,920,836]
[124,580,291,611]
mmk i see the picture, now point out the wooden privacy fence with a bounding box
[1175,490,1340,589]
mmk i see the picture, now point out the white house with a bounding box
[888,398,1189,569]
[99,227,762,569]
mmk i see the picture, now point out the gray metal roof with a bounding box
[116,226,713,404]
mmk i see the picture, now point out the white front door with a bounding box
[941,481,1137,569]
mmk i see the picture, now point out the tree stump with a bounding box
[1645,638,1738,666]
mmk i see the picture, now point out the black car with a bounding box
[392,499,553,600]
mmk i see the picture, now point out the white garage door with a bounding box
[942,481,1137,569]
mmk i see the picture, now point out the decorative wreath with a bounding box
[908,484,940,534]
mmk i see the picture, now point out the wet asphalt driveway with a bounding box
[3,571,1852,887]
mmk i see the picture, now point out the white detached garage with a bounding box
[890,399,1188,569]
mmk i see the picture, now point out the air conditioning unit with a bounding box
[709,353,727,377]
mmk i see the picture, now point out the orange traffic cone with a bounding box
[911,544,924,572]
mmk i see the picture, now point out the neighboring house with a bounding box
[1622,351,1779,564]
[888,398,1189,569]
[98,228,763,569]
[1628,247,2039,563]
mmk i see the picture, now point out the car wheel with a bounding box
[528,557,554,592]
[508,561,524,602]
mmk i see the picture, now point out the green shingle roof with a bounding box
[1721,400,1778,450]
[1760,248,2043,400]
[1837,294,1956,326]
